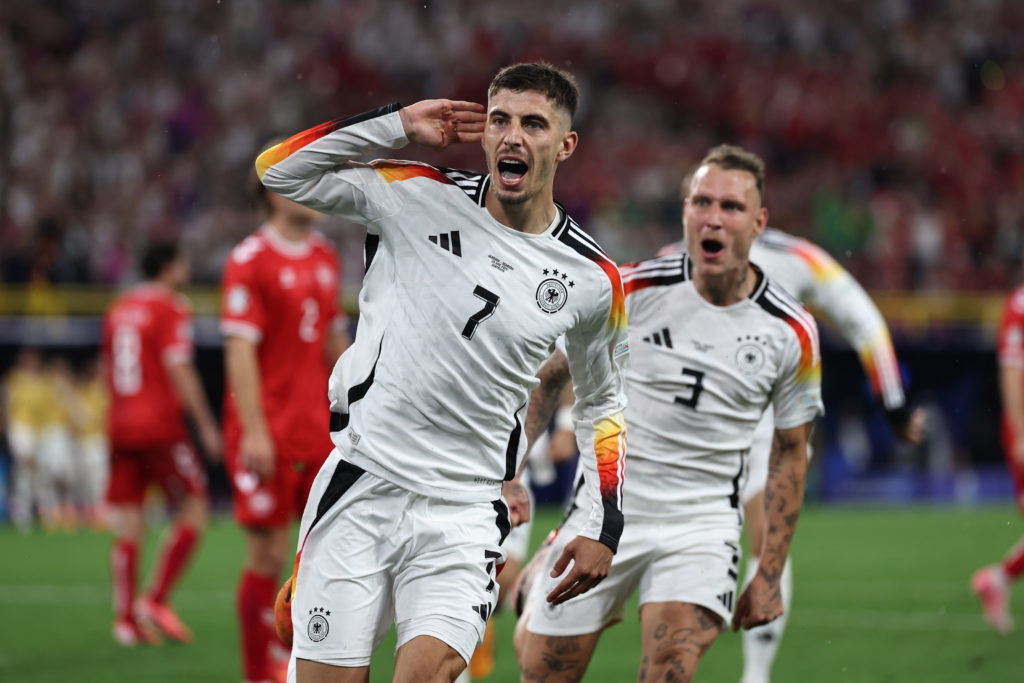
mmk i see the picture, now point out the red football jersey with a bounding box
[103,284,194,448]
[998,284,1024,370]
[221,225,343,463]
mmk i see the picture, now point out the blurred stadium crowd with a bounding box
[1,0,1023,291]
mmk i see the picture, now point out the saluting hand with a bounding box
[546,536,613,606]
[399,99,486,151]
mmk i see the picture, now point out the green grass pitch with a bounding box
[0,504,1022,682]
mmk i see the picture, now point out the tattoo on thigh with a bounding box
[547,635,582,656]
[695,605,721,633]
[654,623,668,639]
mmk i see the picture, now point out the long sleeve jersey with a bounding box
[257,105,629,550]
[662,228,906,413]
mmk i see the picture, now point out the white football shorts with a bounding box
[524,507,742,635]
[289,451,508,669]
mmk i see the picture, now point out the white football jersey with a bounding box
[615,252,823,519]
[662,228,906,412]
[257,106,629,548]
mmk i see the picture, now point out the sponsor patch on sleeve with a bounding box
[227,285,250,315]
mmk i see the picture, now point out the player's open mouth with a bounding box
[701,239,724,258]
[497,158,528,186]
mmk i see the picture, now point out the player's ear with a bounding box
[754,207,768,237]
[556,130,578,162]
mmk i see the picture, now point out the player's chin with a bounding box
[492,183,532,205]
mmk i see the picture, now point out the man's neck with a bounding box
[694,262,756,307]
[268,215,313,243]
[485,192,557,235]
[149,278,176,292]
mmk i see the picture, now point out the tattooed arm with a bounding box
[502,349,572,526]
[523,348,572,455]
[732,421,811,631]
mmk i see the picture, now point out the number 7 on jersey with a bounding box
[461,285,500,340]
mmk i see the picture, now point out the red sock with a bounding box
[111,539,138,622]
[238,569,277,682]
[148,523,199,604]
[1003,536,1024,579]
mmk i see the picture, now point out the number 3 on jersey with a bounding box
[461,285,500,340]
[674,367,706,409]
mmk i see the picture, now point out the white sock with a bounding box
[740,556,793,683]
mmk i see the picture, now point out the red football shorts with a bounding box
[225,431,324,528]
[107,440,208,505]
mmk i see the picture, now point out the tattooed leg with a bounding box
[517,630,602,683]
[638,602,723,683]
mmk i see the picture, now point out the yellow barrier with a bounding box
[0,285,359,318]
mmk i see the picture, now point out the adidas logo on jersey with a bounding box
[427,231,462,257]
[642,328,673,348]
[717,591,734,611]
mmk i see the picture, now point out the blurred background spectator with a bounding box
[0,0,1022,517]
[1,0,1021,290]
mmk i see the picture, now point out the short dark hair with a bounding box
[488,62,580,122]
[140,240,181,280]
[697,144,766,201]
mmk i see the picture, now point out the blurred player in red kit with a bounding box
[102,240,222,646]
[972,282,1024,635]
[222,167,349,683]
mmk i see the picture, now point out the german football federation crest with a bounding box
[734,335,767,375]
[307,606,330,642]
[536,267,571,314]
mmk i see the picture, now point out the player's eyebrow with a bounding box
[489,108,551,128]
[521,113,550,128]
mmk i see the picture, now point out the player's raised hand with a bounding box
[399,99,486,151]
[731,567,783,631]
[502,478,531,527]
[546,536,612,606]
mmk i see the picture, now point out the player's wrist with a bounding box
[883,405,912,434]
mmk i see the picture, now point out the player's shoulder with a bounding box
[755,228,837,266]
[621,252,689,296]
[752,277,818,342]
[548,210,622,286]
[227,231,270,267]
[307,230,339,258]
[148,285,193,316]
